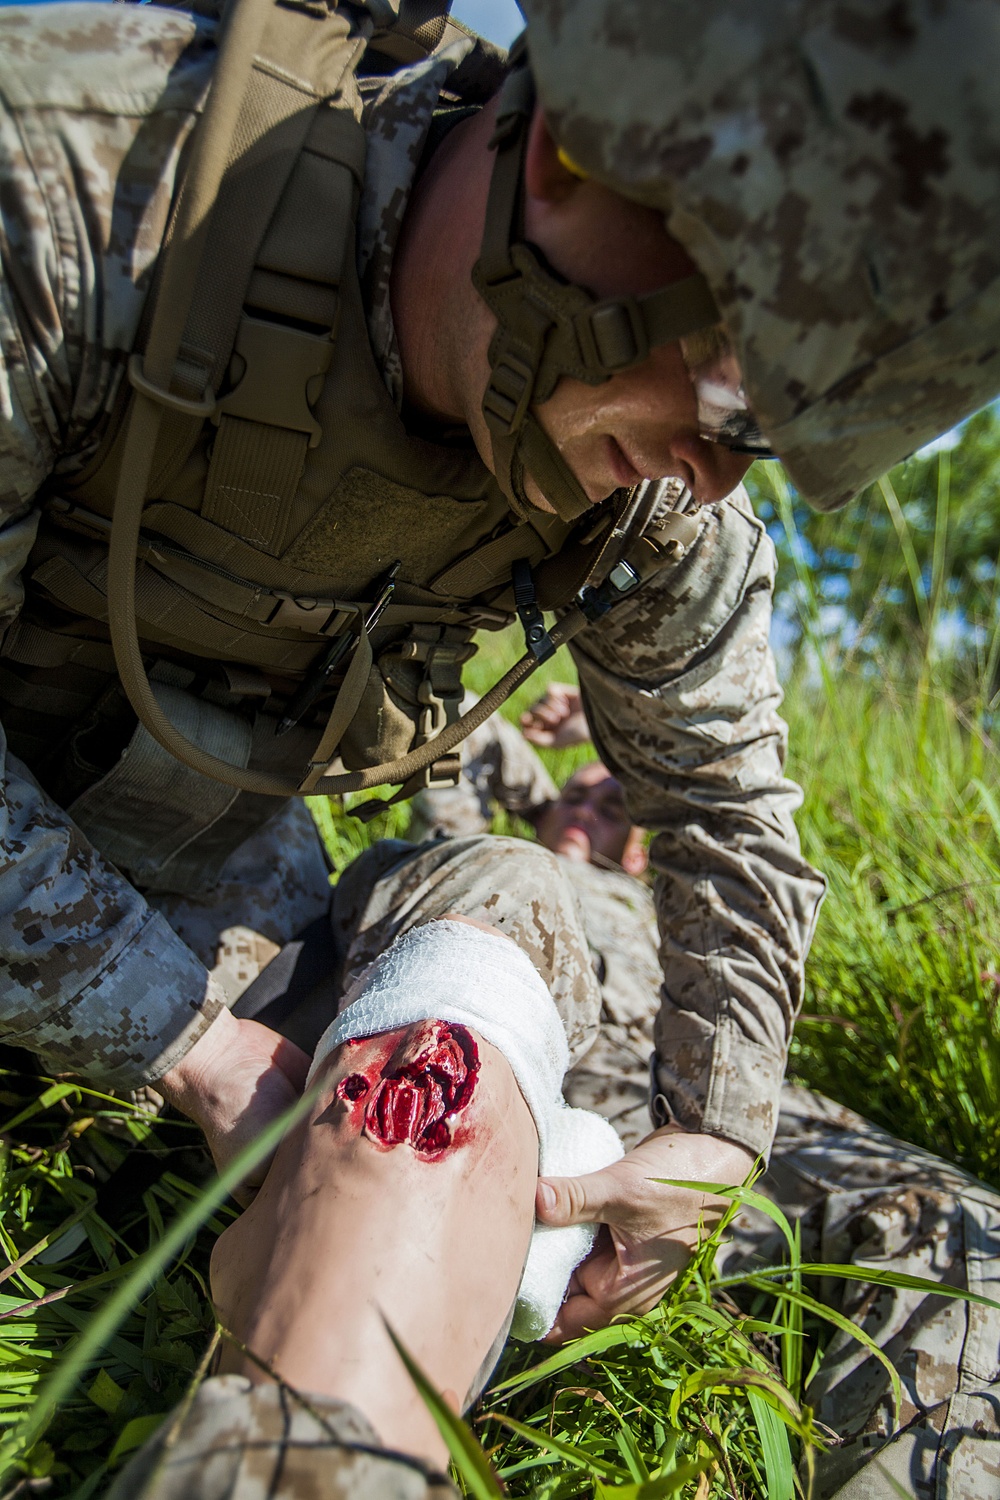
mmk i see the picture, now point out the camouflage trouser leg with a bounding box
[111,835,603,1500]
[148,800,333,1005]
[107,1376,458,1500]
[327,833,603,1064]
[722,1084,1000,1499]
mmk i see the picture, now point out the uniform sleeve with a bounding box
[464,711,559,820]
[571,488,825,1160]
[0,4,226,1086]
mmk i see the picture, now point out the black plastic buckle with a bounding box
[578,558,642,623]
[511,558,555,661]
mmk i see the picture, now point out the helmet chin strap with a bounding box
[471,49,721,524]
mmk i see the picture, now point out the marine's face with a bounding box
[517,115,753,511]
[535,762,642,870]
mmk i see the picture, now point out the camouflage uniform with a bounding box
[727,1087,1000,1500]
[106,1378,458,1500]
[414,741,1000,1497]
[113,831,603,1500]
[0,1,823,1169]
[521,0,1000,513]
[128,823,1000,1499]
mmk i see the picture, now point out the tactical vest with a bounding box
[0,0,695,897]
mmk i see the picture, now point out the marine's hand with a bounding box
[520,682,590,747]
[535,1126,753,1343]
[158,1007,310,1203]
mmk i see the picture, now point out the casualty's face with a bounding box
[535,762,635,867]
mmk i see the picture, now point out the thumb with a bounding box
[536,1166,619,1227]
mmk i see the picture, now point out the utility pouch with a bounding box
[338,625,475,782]
[67,679,253,893]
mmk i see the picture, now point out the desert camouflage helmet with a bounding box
[520,0,1000,510]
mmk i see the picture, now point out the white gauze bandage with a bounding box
[308,920,623,1340]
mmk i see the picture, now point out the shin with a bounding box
[211,1020,538,1464]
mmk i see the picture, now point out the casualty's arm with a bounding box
[571,487,826,1162]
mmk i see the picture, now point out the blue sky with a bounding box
[451,0,523,47]
[0,0,528,38]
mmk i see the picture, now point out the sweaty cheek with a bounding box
[334,1021,480,1157]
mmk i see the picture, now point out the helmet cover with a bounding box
[521,0,1000,509]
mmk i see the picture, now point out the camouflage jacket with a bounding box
[0,3,824,1158]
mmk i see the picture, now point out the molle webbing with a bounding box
[19,0,688,814]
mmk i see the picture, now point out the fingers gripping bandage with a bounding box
[307,920,624,1340]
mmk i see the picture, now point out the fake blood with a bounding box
[335,1021,479,1155]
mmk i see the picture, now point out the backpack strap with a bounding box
[107,0,374,797]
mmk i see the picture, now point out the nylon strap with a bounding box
[471,55,720,524]
[106,0,378,797]
[298,607,373,792]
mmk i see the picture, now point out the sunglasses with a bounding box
[679,324,777,459]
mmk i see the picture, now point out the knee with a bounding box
[455,833,568,898]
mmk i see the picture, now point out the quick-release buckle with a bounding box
[576,297,649,375]
[482,349,534,436]
[215,315,333,448]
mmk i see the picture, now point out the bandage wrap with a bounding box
[309,920,624,1339]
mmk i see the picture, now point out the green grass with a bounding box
[4,460,1000,1495]
[784,676,1000,1189]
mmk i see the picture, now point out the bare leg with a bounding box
[211,1019,538,1465]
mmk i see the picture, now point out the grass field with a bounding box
[2,471,998,1497]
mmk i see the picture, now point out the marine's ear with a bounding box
[523,103,581,205]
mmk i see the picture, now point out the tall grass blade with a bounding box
[482,1411,632,1483]
[878,474,929,629]
[384,1322,506,1500]
[487,1322,644,1397]
[668,1367,802,1430]
[0,1080,320,1481]
[746,1388,794,1500]
[653,1179,799,1267]
[718,1262,1000,1312]
[737,1277,902,1415]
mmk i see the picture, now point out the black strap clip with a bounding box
[578,557,643,623]
[512,557,555,662]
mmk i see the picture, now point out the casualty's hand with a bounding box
[158,1007,310,1203]
[535,1125,754,1343]
[521,682,590,748]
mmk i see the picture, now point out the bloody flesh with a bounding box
[335,1020,479,1155]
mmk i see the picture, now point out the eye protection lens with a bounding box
[679,325,777,459]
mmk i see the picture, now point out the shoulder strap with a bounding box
[107,0,374,798]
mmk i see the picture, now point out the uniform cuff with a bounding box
[652,1022,786,1161]
[25,910,226,1090]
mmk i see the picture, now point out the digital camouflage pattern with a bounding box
[726,1087,1000,1500]
[408,768,1000,1498]
[572,489,825,1159]
[522,0,1000,510]
[0,4,822,1157]
[408,728,660,1150]
[383,484,826,1163]
[114,815,1000,1499]
[107,1374,458,1500]
[328,835,603,1065]
[357,37,477,408]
